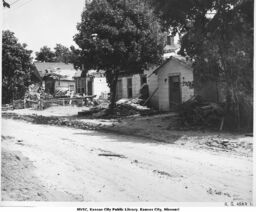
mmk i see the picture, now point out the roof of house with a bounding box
[34,62,75,78]
[151,53,192,76]
[43,69,77,81]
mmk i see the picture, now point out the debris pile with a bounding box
[2,113,103,131]
[2,104,13,111]
[78,106,104,117]
[54,89,69,97]
[178,95,224,128]
[24,85,53,109]
[13,100,25,109]
[204,137,253,153]
[115,98,154,116]
[78,98,156,118]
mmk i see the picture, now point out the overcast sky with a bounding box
[3,0,85,56]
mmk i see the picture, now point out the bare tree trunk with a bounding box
[225,81,240,130]
[109,69,119,111]
[231,81,240,130]
[220,56,241,130]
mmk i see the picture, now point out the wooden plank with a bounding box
[143,87,159,106]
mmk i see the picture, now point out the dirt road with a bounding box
[1,118,253,202]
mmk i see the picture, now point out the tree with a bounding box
[150,0,216,33]
[3,0,10,8]
[193,1,253,129]
[54,43,72,63]
[2,30,34,103]
[35,46,56,62]
[69,45,83,69]
[35,44,77,64]
[74,0,165,109]
[151,0,253,129]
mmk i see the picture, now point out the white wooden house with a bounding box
[148,54,194,111]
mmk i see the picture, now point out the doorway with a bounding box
[87,80,93,95]
[169,75,181,111]
[116,79,123,100]
[127,78,133,98]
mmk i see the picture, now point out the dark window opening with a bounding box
[167,35,174,46]
[169,75,181,111]
[88,80,93,95]
[127,78,133,98]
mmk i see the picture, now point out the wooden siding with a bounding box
[117,74,142,99]
[145,67,159,109]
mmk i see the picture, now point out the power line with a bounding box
[15,0,33,9]
[3,0,34,15]
[10,0,22,5]
[9,0,33,10]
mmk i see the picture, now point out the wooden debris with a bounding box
[178,95,224,129]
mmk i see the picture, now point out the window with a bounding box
[127,78,133,98]
[81,79,86,88]
[69,85,75,91]
[78,78,86,94]
[88,80,93,95]
[167,35,174,46]
[77,79,81,93]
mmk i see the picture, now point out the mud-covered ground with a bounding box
[1,118,253,203]
[2,106,253,157]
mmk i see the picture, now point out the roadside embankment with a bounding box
[2,108,253,157]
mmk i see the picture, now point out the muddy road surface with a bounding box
[1,119,252,202]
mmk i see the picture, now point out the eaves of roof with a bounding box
[149,56,192,77]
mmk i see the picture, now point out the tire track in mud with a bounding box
[2,119,252,202]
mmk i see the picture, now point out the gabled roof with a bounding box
[43,69,77,81]
[34,62,75,78]
[151,53,192,76]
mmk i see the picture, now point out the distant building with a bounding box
[74,70,109,99]
[34,62,77,96]
[164,32,180,53]
[115,74,147,100]
[74,70,87,95]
